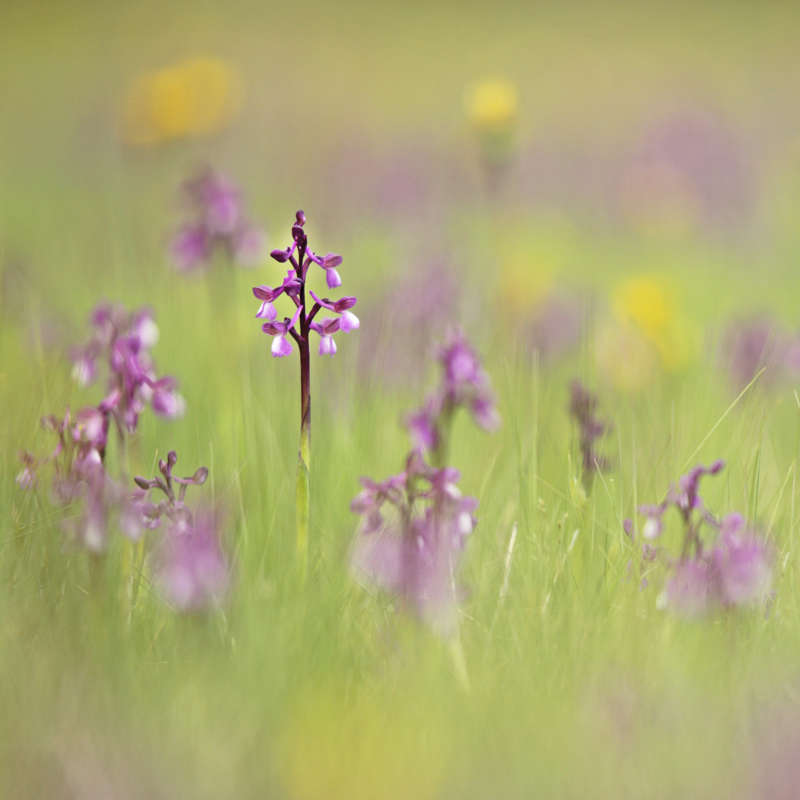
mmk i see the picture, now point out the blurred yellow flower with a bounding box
[595,319,660,392]
[465,79,518,132]
[121,57,243,146]
[611,276,695,373]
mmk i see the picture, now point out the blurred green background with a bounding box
[3,1,800,797]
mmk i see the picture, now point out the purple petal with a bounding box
[326,268,342,288]
[272,334,292,358]
[256,301,277,321]
[339,310,360,333]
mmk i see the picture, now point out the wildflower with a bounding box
[625,461,773,616]
[711,513,773,607]
[568,380,611,490]
[465,79,518,133]
[611,276,695,375]
[70,303,185,436]
[170,167,265,272]
[121,57,243,147]
[153,508,229,611]
[465,78,519,189]
[351,450,477,636]
[251,210,359,570]
[406,330,499,464]
[133,451,228,611]
[19,405,132,552]
[15,451,37,489]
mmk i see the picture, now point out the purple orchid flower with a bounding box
[153,508,230,612]
[351,450,478,636]
[170,167,265,272]
[252,210,359,571]
[406,329,499,465]
[131,451,229,611]
[17,403,140,553]
[624,461,773,617]
[71,303,185,443]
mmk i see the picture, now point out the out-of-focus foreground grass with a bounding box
[3,1,800,797]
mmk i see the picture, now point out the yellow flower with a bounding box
[464,79,518,132]
[121,57,243,146]
[611,276,695,372]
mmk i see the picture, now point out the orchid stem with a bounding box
[296,264,311,580]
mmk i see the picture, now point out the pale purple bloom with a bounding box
[133,451,228,611]
[406,330,499,458]
[15,451,37,489]
[21,405,135,552]
[407,401,440,453]
[71,303,184,435]
[153,509,229,612]
[626,460,773,617]
[712,513,773,607]
[150,377,186,419]
[439,331,499,430]
[170,167,265,272]
[171,225,211,272]
[665,557,714,617]
[351,450,477,636]
[262,304,302,358]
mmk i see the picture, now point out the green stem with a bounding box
[296,411,310,578]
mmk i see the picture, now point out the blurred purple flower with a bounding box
[71,303,184,436]
[133,451,229,611]
[351,450,477,636]
[153,508,229,612]
[170,167,265,272]
[568,380,611,488]
[17,404,140,552]
[406,330,499,462]
[625,461,773,617]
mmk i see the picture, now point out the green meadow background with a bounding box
[3,1,800,796]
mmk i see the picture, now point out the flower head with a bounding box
[70,303,184,434]
[351,450,477,636]
[153,508,230,612]
[121,57,243,147]
[171,167,265,272]
[253,211,358,358]
[465,79,518,132]
[406,330,499,456]
[132,451,229,611]
[626,461,773,617]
